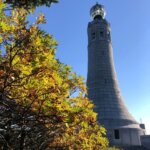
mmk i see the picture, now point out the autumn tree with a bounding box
[0,1,110,149]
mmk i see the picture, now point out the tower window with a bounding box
[114,129,120,139]
[100,31,104,37]
[91,32,96,40]
[107,31,111,40]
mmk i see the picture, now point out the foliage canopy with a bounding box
[4,0,58,9]
[0,1,112,149]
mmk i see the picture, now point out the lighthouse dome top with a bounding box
[90,3,106,20]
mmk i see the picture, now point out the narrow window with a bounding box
[91,32,96,40]
[114,129,120,139]
[107,31,111,41]
[100,31,104,37]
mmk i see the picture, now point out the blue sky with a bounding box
[36,0,150,133]
[2,0,145,133]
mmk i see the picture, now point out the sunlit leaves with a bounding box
[37,13,46,24]
[0,36,2,44]
[0,1,109,149]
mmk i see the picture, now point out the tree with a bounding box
[4,0,58,9]
[0,1,109,149]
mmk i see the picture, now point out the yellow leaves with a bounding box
[0,21,10,32]
[36,13,46,24]
[0,2,5,13]
[45,100,52,107]
[21,29,27,35]
[64,123,108,150]
[81,121,88,128]
[30,25,37,33]
[0,1,109,148]
[50,93,58,99]
[23,66,32,75]
[12,10,19,23]
[35,36,41,46]
[52,72,62,85]
[12,55,21,65]
[65,123,69,128]
[32,101,39,110]
[0,36,2,43]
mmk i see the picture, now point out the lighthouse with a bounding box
[87,3,145,147]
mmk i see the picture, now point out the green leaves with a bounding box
[0,1,110,149]
[4,0,59,9]
[0,3,5,12]
[0,21,8,31]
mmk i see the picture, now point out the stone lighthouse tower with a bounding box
[87,3,145,147]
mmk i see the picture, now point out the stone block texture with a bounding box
[141,135,150,149]
[87,3,145,147]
